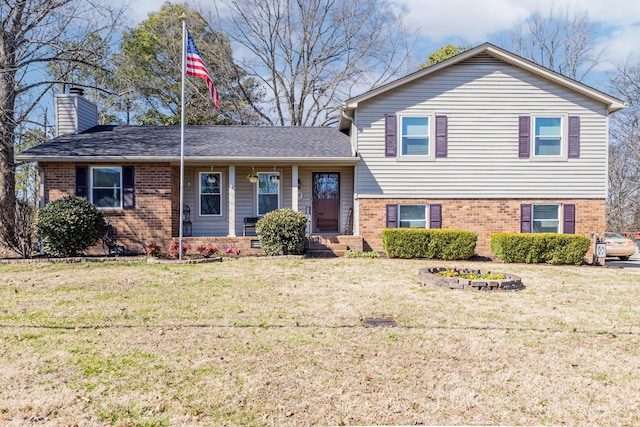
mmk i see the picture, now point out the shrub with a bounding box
[146,243,162,257]
[196,243,219,258]
[168,240,191,258]
[255,208,308,255]
[1,199,37,259]
[345,249,380,258]
[382,228,477,260]
[491,233,590,265]
[35,196,106,257]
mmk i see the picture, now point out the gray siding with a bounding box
[354,55,610,199]
[55,95,98,136]
[185,167,228,237]
[184,165,354,237]
[298,166,354,234]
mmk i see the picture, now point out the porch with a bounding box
[173,163,355,238]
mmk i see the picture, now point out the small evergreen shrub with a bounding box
[382,228,477,260]
[35,196,106,257]
[256,209,308,255]
[491,233,590,265]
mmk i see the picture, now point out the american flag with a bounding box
[186,30,219,108]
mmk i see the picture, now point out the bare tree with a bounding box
[1,0,124,256]
[507,5,601,81]
[217,0,413,126]
[608,60,640,231]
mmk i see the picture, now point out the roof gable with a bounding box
[339,42,624,131]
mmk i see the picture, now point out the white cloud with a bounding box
[397,0,640,76]
[397,0,531,42]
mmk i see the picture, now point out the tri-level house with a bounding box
[17,43,624,258]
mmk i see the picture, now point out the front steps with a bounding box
[306,235,364,257]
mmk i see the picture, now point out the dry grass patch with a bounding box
[1,258,640,425]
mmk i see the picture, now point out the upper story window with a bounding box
[91,166,121,209]
[532,204,560,233]
[401,116,430,156]
[520,114,580,160]
[534,117,562,157]
[258,172,280,215]
[200,172,221,216]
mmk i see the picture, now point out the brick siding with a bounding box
[359,198,604,259]
[41,162,175,253]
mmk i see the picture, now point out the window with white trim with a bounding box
[400,116,431,156]
[533,116,563,157]
[200,172,221,216]
[532,204,560,233]
[91,166,121,208]
[258,172,279,215]
[398,204,427,228]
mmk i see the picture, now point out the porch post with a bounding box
[228,165,236,236]
[292,164,299,212]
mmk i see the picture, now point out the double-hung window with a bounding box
[400,116,431,156]
[200,172,221,216]
[258,172,280,215]
[532,204,560,233]
[398,204,427,228]
[91,166,121,209]
[534,117,563,157]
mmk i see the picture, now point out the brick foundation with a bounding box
[358,198,604,259]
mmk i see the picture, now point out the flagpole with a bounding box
[179,16,187,260]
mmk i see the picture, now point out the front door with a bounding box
[312,172,340,233]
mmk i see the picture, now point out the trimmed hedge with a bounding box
[382,228,477,260]
[491,233,590,265]
[256,208,308,255]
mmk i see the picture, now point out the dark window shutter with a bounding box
[568,116,580,158]
[385,114,397,157]
[122,166,135,209]
[429,204,442,229]
[563,204,575,234]
[518,116,530,158]
[386,204,398,228]
[75,166,88,200]
[520,203,532,233]
[435,115,448,158]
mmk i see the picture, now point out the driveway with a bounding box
[605,246,640,270]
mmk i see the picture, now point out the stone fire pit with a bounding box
[418,267,523,291]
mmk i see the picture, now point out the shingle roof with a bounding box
[16,125,356,163]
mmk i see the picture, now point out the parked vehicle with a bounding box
[605,232,637,260]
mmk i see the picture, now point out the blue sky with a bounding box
[126,0,640,92]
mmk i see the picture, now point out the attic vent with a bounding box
[69,87,84,96]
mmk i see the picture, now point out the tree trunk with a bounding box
[0,44,17,249]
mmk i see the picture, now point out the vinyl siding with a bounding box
[55,95,98,136]
[183,165,353,237]
[354,55,609,199]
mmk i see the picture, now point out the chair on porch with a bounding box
[243,217,260,236]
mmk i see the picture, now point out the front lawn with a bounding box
[1,258,639,425]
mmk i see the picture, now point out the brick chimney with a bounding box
[55,87,98,136]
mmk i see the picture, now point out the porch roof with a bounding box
[16,125,357,164]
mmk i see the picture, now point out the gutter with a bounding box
[15,155,360,165]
